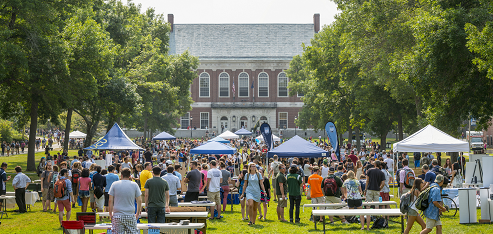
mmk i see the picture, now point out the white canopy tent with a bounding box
[69,130,87,139]
[393,125,469,152]
[218,130,239,139]
[256,134,281,142]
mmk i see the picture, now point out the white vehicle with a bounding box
[470,137,484,150]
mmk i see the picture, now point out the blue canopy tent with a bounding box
[152,131,176,140]
[267,135,328,158]
[207,136,230,144]
[234,128,252,135]
[84,123,143,150]
[190,141,237,155]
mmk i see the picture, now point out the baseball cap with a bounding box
[313,166,320,171]
[435,174,445,183]
[329,167,335,172]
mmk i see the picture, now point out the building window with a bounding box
[258,72,269,97]
[199,72,210,97]
[279,112,288,129]
[180,112,190,129]
[238,72,249,97]
[297,92,304,97]
[260,116,268,124]
[200,112,209,129]
[219,72,229,97]
[278,72,288,97]
[220,116,228,130]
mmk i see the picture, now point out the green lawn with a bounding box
[1,151,491,233]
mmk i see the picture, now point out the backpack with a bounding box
[415,185,438,211]
[403,168,415,188]
[400,192,412,214]
[323,176,338,196]
[51,172,59,188]
[54,178,67,198]
[371,217,388,229]
[72,169,80,184]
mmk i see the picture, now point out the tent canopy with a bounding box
[208,136,230,143]
[152,131,176,140]
[218,130,239,139]
[234,128,252,135]
[393,125,469,152]
[84,123,143,150]
[190,141,237,154]
[267,135,328,158]
[256,134,281,142]
[69,130,87,139]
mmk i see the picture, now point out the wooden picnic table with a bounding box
[85,222,205,234]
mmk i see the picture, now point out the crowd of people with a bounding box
[0,133,469,233]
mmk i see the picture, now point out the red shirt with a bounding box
[348,154,358,164]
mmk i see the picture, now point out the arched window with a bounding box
[238,72,249,97]
[258,72,269,97]
[260,116,268,124]
[219,72,230,97]
[199,72,210,97]
[278,72,288,97]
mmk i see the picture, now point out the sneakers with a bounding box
[342,221,350,224]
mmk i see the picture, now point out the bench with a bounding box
[169,207,207,234]
[303,201,398,212]
[85,223,205,234]
[142,202,216,208]
[97,211,208,220]
[312,208,405,234]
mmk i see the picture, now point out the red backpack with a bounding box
[323,176,338,196]
[54,178,67,198]
[72,169,80,184]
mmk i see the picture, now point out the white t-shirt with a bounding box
[207,168,223,192]
[384,158,394,171]
[105,154,113,167]
[382,153,388,159]
[321,166,329,178]
[109,180,141,216]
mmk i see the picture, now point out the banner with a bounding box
[325,121,340,161]
[260,123,273,151]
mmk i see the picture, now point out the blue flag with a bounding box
[251,80,254,89]
[325,121,340,161]
[260,123,273,151]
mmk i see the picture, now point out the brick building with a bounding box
[169,14,320,136]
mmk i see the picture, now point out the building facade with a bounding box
[169,14,320,136]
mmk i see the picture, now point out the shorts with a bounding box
[408,209,418,216]
[366,190,379,202]
[79,190,90,198]
[42,188,54,201]
[57,199,72,212]
[311,196,325,209]
[347,199,362,208]
[207,191,221,205]
[277,198,287,208]
[325,196,342,204]
[95,194,104,210]
[426,218,442,229]
[272,178,278,190]
[184,192,199,202]
[379,192,390,201]
[89,190,95,202]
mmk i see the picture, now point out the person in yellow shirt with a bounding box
[308,166,324,222]
[140,162,153,201]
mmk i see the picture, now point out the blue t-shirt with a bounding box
[178,152,185,162]
[424,171,436,184]
[105,173,119,192]
[424,183,442,220]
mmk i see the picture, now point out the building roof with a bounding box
[169,24,315,60]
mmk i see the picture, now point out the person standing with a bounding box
[144,148,153,165]
[241,162,266,225]
[399,159,415,195]
[145,166,170,223]
[12,166,31,213]
[104,165,119,211]
[420,175,447,234]
[200,160,223,219]
[92,165,105,214]
[404,178,426,234]
[308,166,324,222]
[366,161,385,206]
[259,168,271,221]
[55,169,73,226]
[161,166,181,207]
[275,164,288,222]
[269,155,281,201]
[140,162,153,202]
[342,171,367,230]
[236,170,249,220]
[422,164,436,190]
[184,161,201,202]
[108,168,142,233]
[40,162,54,212]
[219,162,231,212]
[323,167,349,224]
[0,162,11,208]
[287,165,302,223]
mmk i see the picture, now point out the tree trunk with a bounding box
[347,121,353,148]
[84,121,100,148]
[450,152,459,165]
[414,95,422,117]
[143,114,148,141]
[398,113,404,141]
[381,132,387,152]
[27,99,38,171]
[63,108,73,151]
[355,126,361,150]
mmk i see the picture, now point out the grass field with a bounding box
[0,148,491,233]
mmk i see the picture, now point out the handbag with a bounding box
[94,186,104,199]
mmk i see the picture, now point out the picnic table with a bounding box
[85,223,205,234]
[5,191,39,211]
[303,201,398,212]
[312,208,405,234]
[141,202,216,207]
[0,196,15,218]
[97,211,208,221]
